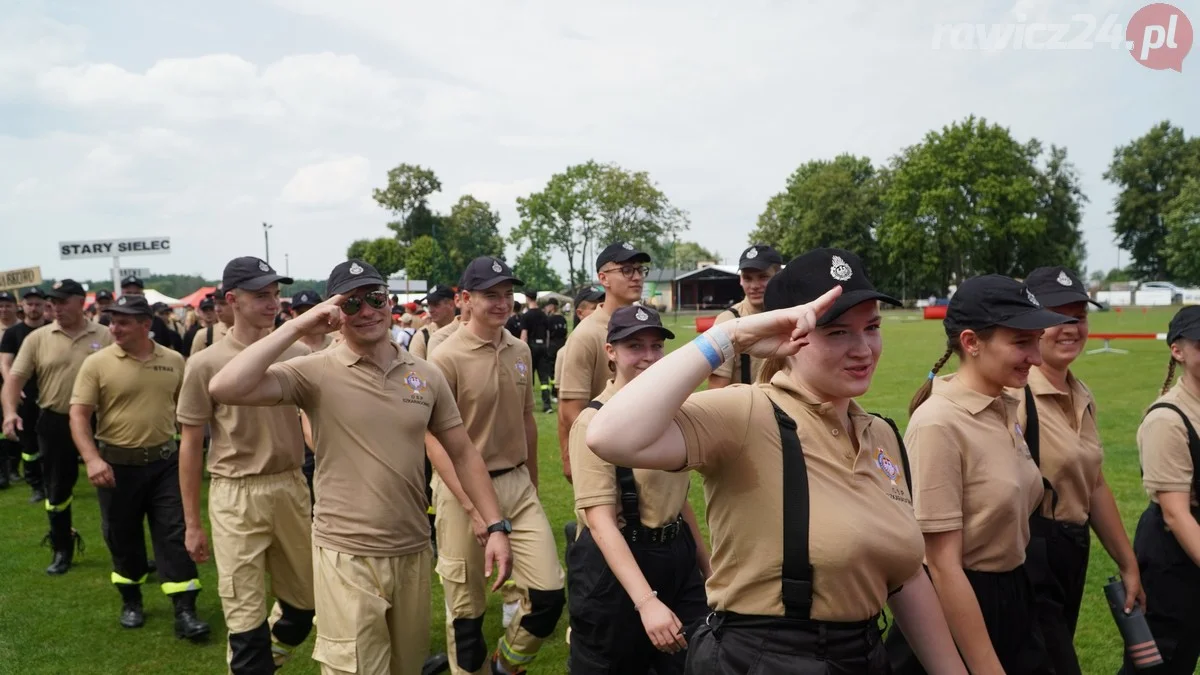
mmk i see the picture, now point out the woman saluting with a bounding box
[586,249,964,674]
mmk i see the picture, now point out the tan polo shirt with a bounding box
[1139,380,1200,505]
[558,304,613,400]
[10,320,113,414]
[409,319,448,360]
[672,374,923,621]
[269,341,462,557]
[712,299,765,385]
[430,324,534,471]
[570,381,691,529]
[302,334,335,353]
[176,334,309,478]
[908,375,1044,572]
[190,321,228,356]
[71,343,184,448]
[1014,368,1104,525]
[423,318,462,358]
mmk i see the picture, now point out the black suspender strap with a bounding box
[586,400,645,529]
[1023,385,1059,518]
[870,414,912,494]
[725,307,752,384]
[769,398,813,620]
[1146,402,1200,495]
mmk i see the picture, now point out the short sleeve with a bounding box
[427,367,463,433]
[907,422,965,532]
[559,332,597,400]
[176,358,215,426]
[673,386,754,473]
[410,329,428,360]
[9,330,38,380]
[521,344,534,415]
[569,408,619,511]
[267,354,323,410]
[711,310,736,379]
[69,355,101,407]
[1139,409,1194,495]
[0,326,18,355]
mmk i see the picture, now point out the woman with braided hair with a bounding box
[1122,305,1200,674]
[886,274,1072,675]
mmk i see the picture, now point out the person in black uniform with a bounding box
[0,288,48,503]
[69,294,210,639]
[95,289,115,325]
[545,298,568,404]
[181,295,218,359]
[0,290,20,490]
[520,293,554,414]
[120,276,182,353]
[505,300,523,338]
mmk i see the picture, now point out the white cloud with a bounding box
[280,156,372,206]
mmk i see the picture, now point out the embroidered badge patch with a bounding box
[403,371,427,394]
[876,448,899,485]
[830,255,852,282]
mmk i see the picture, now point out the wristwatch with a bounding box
[486,519,512,535]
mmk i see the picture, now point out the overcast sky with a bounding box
[1,0,1195,285]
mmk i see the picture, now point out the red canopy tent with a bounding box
[175,286,217,309]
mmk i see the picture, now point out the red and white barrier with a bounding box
[1087,333,1167,355]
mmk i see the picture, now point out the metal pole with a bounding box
[263,222,273,264]
[111,255,122,299]
[285,253,289,277]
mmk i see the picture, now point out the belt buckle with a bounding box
[159,444,172,460]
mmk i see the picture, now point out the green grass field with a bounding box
[0,306,1181,674]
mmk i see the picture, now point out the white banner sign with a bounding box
[59,237,171,260]
[119,268,150,279]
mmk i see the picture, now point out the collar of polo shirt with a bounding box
[932,374,1011,415]
[457,323,516,351]
[331,339,411,368]
[767,370,871,420]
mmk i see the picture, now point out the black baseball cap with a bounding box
[764,248,899,325]
[422,285,456,304]
[222,257,293,292]
[95,289,113,301]
[607,305,675,343]
[946,275,1076,334]
[739,244,784,271]
[542,296,560,307]
[152,302,170,314]
[47,279,87,299]
[460,257,524,291]
[326,259,386,296]
[0,291,14,303]
[292,290,322,309]
[22,287,45,299]
[121,275,144,289]
[198,296,215,310]
[1025,266,1100,308]
[596,241,651,272]
[106,294,153,317]
[1168,306,1200,344]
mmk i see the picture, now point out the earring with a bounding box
[970,350,979,357]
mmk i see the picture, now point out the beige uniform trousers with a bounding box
[312,545,432,675]
[434,465,565,675]
[210,468,314,669]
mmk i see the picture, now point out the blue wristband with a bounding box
[693,335,724,370]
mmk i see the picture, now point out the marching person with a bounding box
[209,259,513,675]
[0,290,19,489]
[68,294,210,640]
[181,295,218,358]
[888,274,1070,674]
[95,289,115,325]
[191,286,233,356]
[428,256,566,675]
[119,276,182,352]
[177,257,316,673]
[1020,266,1143,675]
[543,298,567,405]
[292,289,335,352]
[707,244,784,389]
[1122,305,1200,674]
[2,279,111,575]
[558,242,651,483]
[586,248,965,674]
[553,288,603,407]
[519,293,554,414]
[427,294,473,357]
[409,284,457,360]
[0,287,48,503]
[566,305,710,674]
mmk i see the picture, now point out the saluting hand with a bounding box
[2,412,21,440]
[722,286,843,359]
[484,532,513,592]
[289,294,346,337]
[86,457,115,489]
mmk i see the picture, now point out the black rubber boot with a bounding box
[117,585,145,629]
[229,621,274,674]
[43,527,82,576]
[172,590,211,642]
[0,462,9,489]
[422,652,451,675]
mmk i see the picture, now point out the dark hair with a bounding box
[1162,356,1178,397]
[909,327,997,415]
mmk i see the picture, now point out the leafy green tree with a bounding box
[1164,177,1200,285]
[403,235,457,286]
[1034,145,1088,273]
[373,164,443,244]
[512,246,565,292]
[346,237,406,278]
[443,195,507,272]
[663,241,721,270]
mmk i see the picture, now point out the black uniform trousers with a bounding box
[686,611,889,675]
[1119,503,1200,674]
[16,400,43,489]
[567,524,708,674]
[37,410,81,550]
[1026,516,1090,675]
[98,452,197,591]
[886,566,1053,675]
[530,344,553,408]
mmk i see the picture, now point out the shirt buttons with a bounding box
[830,428,839,436]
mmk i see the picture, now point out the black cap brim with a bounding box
[105,306,152,317]
[292,301,317,310]
[815,289,902,325]
[328,276,385,297]
[607,325,675,343]
[1031,290,1102,309]
[467,275,524,291]
[47,290,83,299]
[600,251,651,269]
[234,274,293,292]
[739,258,780,271]
[996,308,1077,331]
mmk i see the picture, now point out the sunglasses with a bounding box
[341,290,388,316]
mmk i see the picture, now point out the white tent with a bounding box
[142,289,180,306]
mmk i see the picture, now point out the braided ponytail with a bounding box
[1161,356,1179,397]
[909,344,956,415]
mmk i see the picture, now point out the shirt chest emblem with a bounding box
[876,448,899,485]
[515,358,528,377]
[403,371,428,395]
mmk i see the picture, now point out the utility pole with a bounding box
[263,222,273,264]
[284,253,290,277]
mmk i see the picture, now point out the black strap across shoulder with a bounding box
[869,414,912,494]
[725,307,752,385]
[205,323,213,348]
[768,398,814,619]
[1023,385,1059,519]
[587,400,645,529]
[1146,402,1200,495]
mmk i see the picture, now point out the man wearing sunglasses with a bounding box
[177,257,316,673]
[429,256,565,675]
[556,242,651,484]
[210,259,513,675]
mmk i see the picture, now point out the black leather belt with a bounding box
[488,461,525,479]
[99,440,178,466]
[624,514,684,545]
